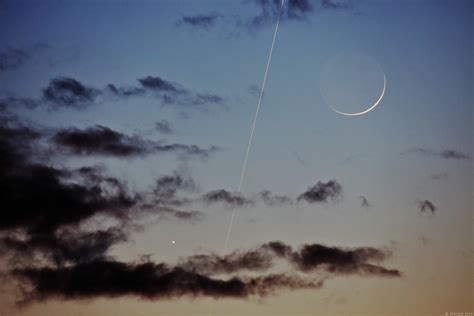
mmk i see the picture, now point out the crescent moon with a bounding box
[330,74,386,116]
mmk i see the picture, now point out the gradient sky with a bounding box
[0,1,472,315]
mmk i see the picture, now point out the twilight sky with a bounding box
[0,1,472,315]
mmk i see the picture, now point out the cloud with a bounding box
[0,118,143,238]
[141,204,204,222]
[53,125,152,157]
[106,84,146,98]
[416,200,436,215]
[178,12,221,29]
[297,180,342,203]
[403,147,470,160]
[246,0,314,31]
[178,249,274,276]
[12,261,321,305]
[153,172,196,200]
[1,75,224,111]
[137,75,224,108]
[155,143,220,159]
[138,76,183,93]
[202,189,254,207]
[258,190,292,206]
[0,96,41,109]
[52,125,219,159]
[0,43,49,72]
[321,0,353,10]
[359,196,371,208]
[179,241,400,278]
[11,240,399,305]
[0,227,128,266]
[196,183,346,208]
[0,116,207,283]
[430,172,448,180]
[288,243,399,276]
[0,116,207,235]
[175,0,356,35]
[155,120,174,134]
[42,77,101,109]
[1,116,399,306]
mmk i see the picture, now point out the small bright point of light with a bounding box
[171,240,176,244]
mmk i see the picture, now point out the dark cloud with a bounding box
[179,241,400,278]
[179,249,273,276]
[155,120,174,134]
[247,0,314,30]
[297,180,342,203]
[155,143,220,159]
[1,227,128,266]
[178,12,221,29]
[197,184,347,208]
[53,125,152,157]
[1,75,224,111]
[0,119,140,235]
[136,172,204,221]
[417,200,436,215]
[13,261,321,305]
[42,77,101,109]
[0,161,137,235]
[52,125,219,159]
[289,243,399,277]
[438,149,470,160]
[203,189,254,207]
[11,240,399,305]
[0,43,49,72]
[138,76,183,93]
[106,84,146,98]
[359,196,371,208]
[141,204,204,222]
[258,190,292,206]
[175,0,356,35]
[321,0,353,10]
[153,172,196,200]
[137,76,219,108]
[0,116,206,280]
[403,147,470,160]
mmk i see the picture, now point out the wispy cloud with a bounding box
[403,147,470,160]
[175,0,355,34]
[177,12,221,29]
[155,120,175,134]
[202,189,254,207]
[359,196,372,208]
[1,75,225,111]
[0,43,49,72]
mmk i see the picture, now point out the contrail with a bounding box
[208,0,286,314]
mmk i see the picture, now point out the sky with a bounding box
[0,0,472,315]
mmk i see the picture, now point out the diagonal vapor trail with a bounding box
[208,0,286,314]
[224,0,285,256]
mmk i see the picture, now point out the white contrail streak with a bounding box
[208,0,285,314]
[223,0,285,256]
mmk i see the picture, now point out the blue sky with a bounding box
[0,1,472,315]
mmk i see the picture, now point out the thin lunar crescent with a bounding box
[330,74,386,116]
